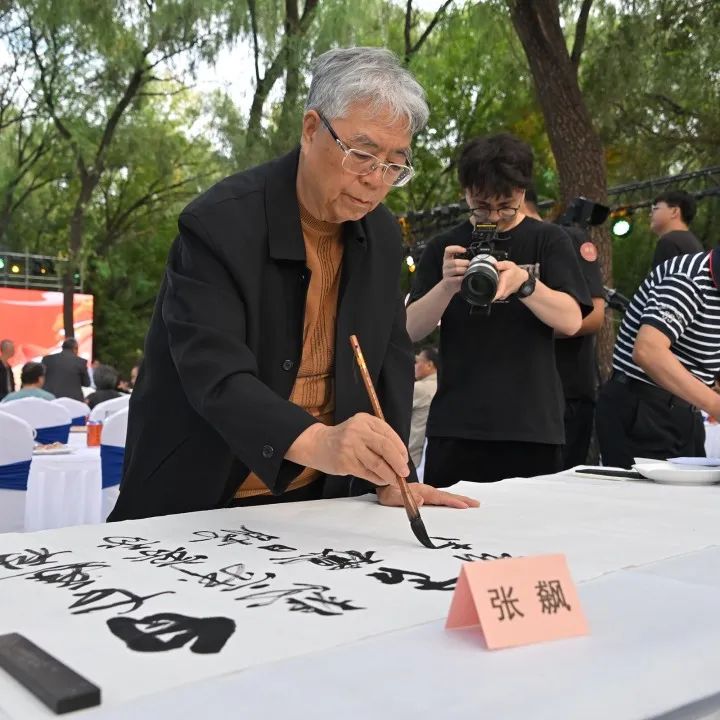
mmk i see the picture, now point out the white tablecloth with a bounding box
[705,422,720,457]
[1,474,720,719]
[25,436,102,532]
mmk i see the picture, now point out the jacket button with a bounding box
[282,359,294,371]
[262,444,274,459]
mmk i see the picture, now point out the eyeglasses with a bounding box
[468,204,521,222]
[317,111,415,188]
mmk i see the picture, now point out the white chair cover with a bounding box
[100,407,128,519]
[52,397,89,424]
[0,411,35,532]
[0,397,72,443]
[89,395,130,423]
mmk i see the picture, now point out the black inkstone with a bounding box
[0,633,101,714]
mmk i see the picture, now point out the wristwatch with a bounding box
[516,268,537,299]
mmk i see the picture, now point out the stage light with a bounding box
[611,208,633,238]
[10,264,20,274]
[405,255,416,273]
[612,218,632,237]
[0,258,5,270]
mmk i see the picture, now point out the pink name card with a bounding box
[446,554,589,650]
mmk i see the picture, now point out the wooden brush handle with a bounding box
[349,334,419,516]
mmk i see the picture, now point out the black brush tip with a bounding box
[410,515,437,549]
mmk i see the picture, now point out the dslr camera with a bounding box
[456,223,508,313]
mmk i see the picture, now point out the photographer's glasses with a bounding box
[468,204,521,222]
[317,111,415,188]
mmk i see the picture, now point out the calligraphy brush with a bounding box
[349,334,436,549]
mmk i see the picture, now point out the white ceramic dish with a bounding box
[632,461,720,485]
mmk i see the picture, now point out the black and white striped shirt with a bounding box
[613,252,720,386]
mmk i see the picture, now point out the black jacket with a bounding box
[109,149,415,520]
[87,388,123,409]
[0,361,14,400]
[41,349,90,401]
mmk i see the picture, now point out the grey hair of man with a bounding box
[305,47,429,147]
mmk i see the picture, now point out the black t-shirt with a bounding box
[554,226,604,402]
[408,217,593,444]
[652,230,703,269]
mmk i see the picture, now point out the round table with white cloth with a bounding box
[25,431,102,532]
[705,422,720,458]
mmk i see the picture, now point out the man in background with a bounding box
[0,339,14,401]
[523,189,606,468]
[597,250,720,467]
[86,364,123,409]
[1,362,55,403]
[42,338,91,401]
[407,133,592,486]
[409,346,438,467]
[650,190,702,269]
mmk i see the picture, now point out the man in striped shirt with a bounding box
[596,249,720,468]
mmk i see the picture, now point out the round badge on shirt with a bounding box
[580,242,598,262]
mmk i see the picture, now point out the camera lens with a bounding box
[460,255,498,306]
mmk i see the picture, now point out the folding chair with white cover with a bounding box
[89,394,130,423]
[0,411,35,532]
[100,407,128,519]
[1,397,72,444]
[52,397,90,426]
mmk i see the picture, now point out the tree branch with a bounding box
[404,0,413,62]
[93,65,147,174]
[248,0,261,85]
[407,0,454,62]
[570,0,593,70]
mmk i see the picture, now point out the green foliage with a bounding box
[1,0,717,368]
[582,0,720,185]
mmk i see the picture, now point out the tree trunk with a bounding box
[62,180,94,338]
[506,0,614,380]
[279,35,301,139]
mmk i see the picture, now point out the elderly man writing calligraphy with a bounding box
[110,47,477,521]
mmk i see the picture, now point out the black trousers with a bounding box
[595,375,706,469]
[229,480,324,507]
[562,399,595,470]
[423,437,563,487]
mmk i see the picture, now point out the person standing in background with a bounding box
[650,190,703,269]
[408,347,438,467]
[523,189,606,468]
[42,338,91,401]
[0,339,15,401]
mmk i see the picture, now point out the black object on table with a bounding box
[0,632,101,714]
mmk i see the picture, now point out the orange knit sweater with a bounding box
[235,203,343,498]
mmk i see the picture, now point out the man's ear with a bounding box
[300,110,321,147]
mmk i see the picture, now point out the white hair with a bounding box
[305,47,429,136]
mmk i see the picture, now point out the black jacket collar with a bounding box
[265,147,368,262]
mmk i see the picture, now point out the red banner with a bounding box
[0,289,94,381]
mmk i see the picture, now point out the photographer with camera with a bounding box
[406,134,592,486]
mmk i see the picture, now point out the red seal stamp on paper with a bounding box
[580,242,598,262]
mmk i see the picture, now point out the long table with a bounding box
[0,471,718,719]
